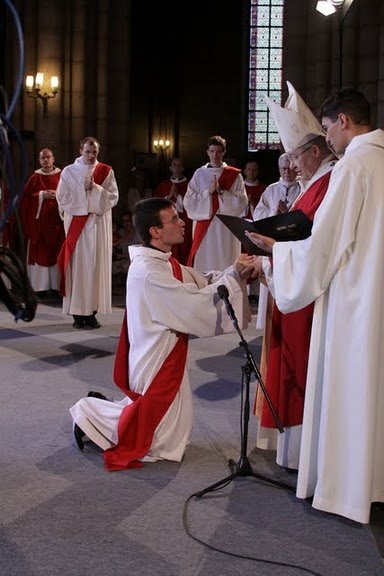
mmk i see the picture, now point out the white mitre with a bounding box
[266,81,325,153]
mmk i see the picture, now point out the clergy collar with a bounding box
[170,176,186,183]
[244,178,259,186]
[144,242,170,254]
[280,179,298,187]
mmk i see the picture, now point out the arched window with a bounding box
[248,0,284,151]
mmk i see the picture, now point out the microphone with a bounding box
[217,284,238,327]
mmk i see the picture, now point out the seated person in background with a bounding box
[125,168,153,213]
[70,197,254,471]
[153,157,192,264]
[112,210,140,284]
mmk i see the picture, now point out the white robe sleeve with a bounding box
[88,169,119,215]
[183,171,212,220]
[219,173,249,216]
[272,162,363,313]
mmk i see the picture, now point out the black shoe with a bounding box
[73,423,85,451]
[83,314,102,329]
[72,317,85,329]
[87,390,107,400]
[36,290,48,300]
[47,289,61,300]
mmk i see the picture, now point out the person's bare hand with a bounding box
[234,253,257,278]
[84,175,94,191]
[42,189,56,200]
[167,183,177,200]
[209,175,219,194]
[246,255,264,280]
[277,200,288,214]
[244,231,275,254]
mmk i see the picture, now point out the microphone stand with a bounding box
[195,290,296,498]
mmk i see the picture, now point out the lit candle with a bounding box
[25,75,34,91]
[50,76,59,90]
[35,72,44,88]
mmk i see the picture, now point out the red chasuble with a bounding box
[261,170,331,428]
[19,171,64,266]
[56,163,111,296]
[187,166,241,266]
[103,256,188,471]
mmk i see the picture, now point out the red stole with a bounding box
[244,182,267,219]
[187,166,241,266]
[261,170,331,428]
[103,255,188,471]
[56,163,111,296]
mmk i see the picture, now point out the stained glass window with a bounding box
[248,0,284,150]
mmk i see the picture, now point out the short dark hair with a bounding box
[80,136,100,149]
[207,135,226,150]
[320,89,371,125]
[132,197,174,244]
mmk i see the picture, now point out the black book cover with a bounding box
[216,210,313,255]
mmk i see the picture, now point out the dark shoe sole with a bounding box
[83,314,102,329]
[87,391,107,400]
[73,424,85,451]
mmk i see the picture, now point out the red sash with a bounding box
[187,166,241,266]
[103,256,188,470]
[56,163,111,296]
[57,215,88,296]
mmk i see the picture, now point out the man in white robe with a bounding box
[57,136,119,328]
[183,135,248,272]
[70,197,253,471]
[252,153,300,222]
[247,88,384,524]
[253,152,300,333]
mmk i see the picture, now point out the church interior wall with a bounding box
[1,0,383,206]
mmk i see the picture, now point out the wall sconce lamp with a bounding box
[25,73,59,118]
[316,0,353,16]
[153,138,171,151]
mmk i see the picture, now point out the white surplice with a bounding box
[70,245,250,462]
[183,163,248,272]
[57,157,119,316]
[271,129,384,523]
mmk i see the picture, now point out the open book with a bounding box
[216,210,313,255]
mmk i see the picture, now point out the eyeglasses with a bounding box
[287,144,313,162]
[158,215,183,226]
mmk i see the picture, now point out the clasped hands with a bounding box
[234,253,263,281]
[42,189,56,200]
[234,231,275,282]
[84,174,94,192]
[209,175,222,195]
